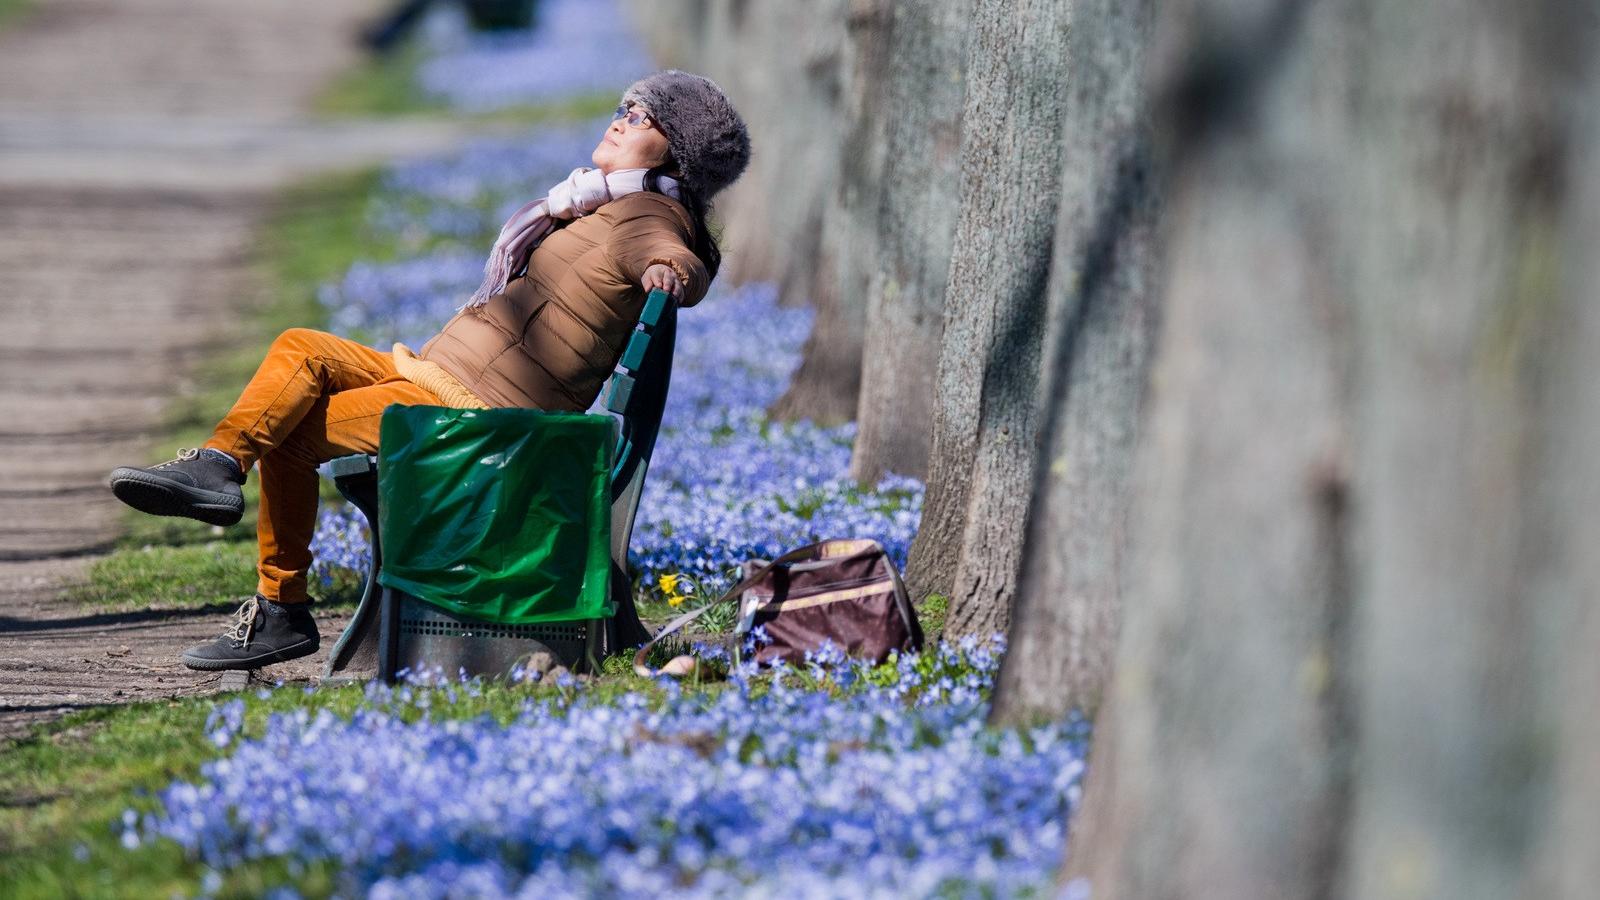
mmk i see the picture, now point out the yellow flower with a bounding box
[657,573,680,594]
[667,593,686,607]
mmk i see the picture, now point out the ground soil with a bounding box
[0,0,487,742]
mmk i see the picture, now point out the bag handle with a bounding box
[632,541,840,676]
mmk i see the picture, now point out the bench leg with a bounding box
[321,549,383,681]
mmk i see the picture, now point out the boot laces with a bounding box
[154,447,203,470]
[223,596,261,648]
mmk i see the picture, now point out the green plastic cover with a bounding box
[375,405,615,624]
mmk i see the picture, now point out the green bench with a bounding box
[317,289,677,682]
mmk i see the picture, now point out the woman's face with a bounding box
[591,102,672,174]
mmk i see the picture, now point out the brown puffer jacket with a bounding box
[417,191,709,411]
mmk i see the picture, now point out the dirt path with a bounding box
[0,0,485,741]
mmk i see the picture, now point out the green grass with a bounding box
[70,540,369,612]
[0,0,35,30]
[0,699,248,899]
[313,38,444,118]
[918,593,949,639]
[451,89,625,128]
[71,542,256,611]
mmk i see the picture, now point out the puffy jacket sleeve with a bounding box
[603,203,711,309]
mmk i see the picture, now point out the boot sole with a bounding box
[182,637,320,671]
[108,468,244,527]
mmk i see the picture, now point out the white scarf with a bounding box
[463,166,682,309]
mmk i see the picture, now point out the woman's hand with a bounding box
[641,263,684,301]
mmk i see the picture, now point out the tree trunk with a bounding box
[765,0,892,427]
[1339,2,1593,895]
[847,0,972,485]
[908,0,1072,637]
[1059,0,1359,894]
[1532,49,1600,897]
[988,0,1162,724]
[696,1,848,300]
[764,210,865,426]
[1069,0,1599,896]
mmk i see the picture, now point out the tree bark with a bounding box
[765,0,892,427]
[1339,2,1595,895]
[1060,0,1359,894]
[988,0,1162,724]
[1531,48,1600,898]
[908,0,1072,637]
[1069,0,1600,896]
[763,217,865,425]
[847,0,972,485]
[698,1,848,300]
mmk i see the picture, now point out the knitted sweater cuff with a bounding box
[646,256,694,299]
[391,344,491,410]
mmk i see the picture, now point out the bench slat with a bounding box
[640,290,668,327]
[620,329,650,370]
[603,373,634,413]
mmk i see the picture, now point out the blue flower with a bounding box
[131,640,1090,896]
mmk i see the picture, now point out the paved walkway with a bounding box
[0,0,487,739]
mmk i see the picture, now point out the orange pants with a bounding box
[204,328,441,604]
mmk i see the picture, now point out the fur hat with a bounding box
[621,70,751,200]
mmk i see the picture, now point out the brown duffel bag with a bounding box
[633,538,924,674]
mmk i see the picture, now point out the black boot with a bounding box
[182,595,320,671]
[108,447,246,527]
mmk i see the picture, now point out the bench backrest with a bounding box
[599,288,677,570]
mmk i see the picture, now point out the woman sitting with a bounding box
[106,70,751,671]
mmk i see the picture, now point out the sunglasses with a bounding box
[612,104,655,129]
